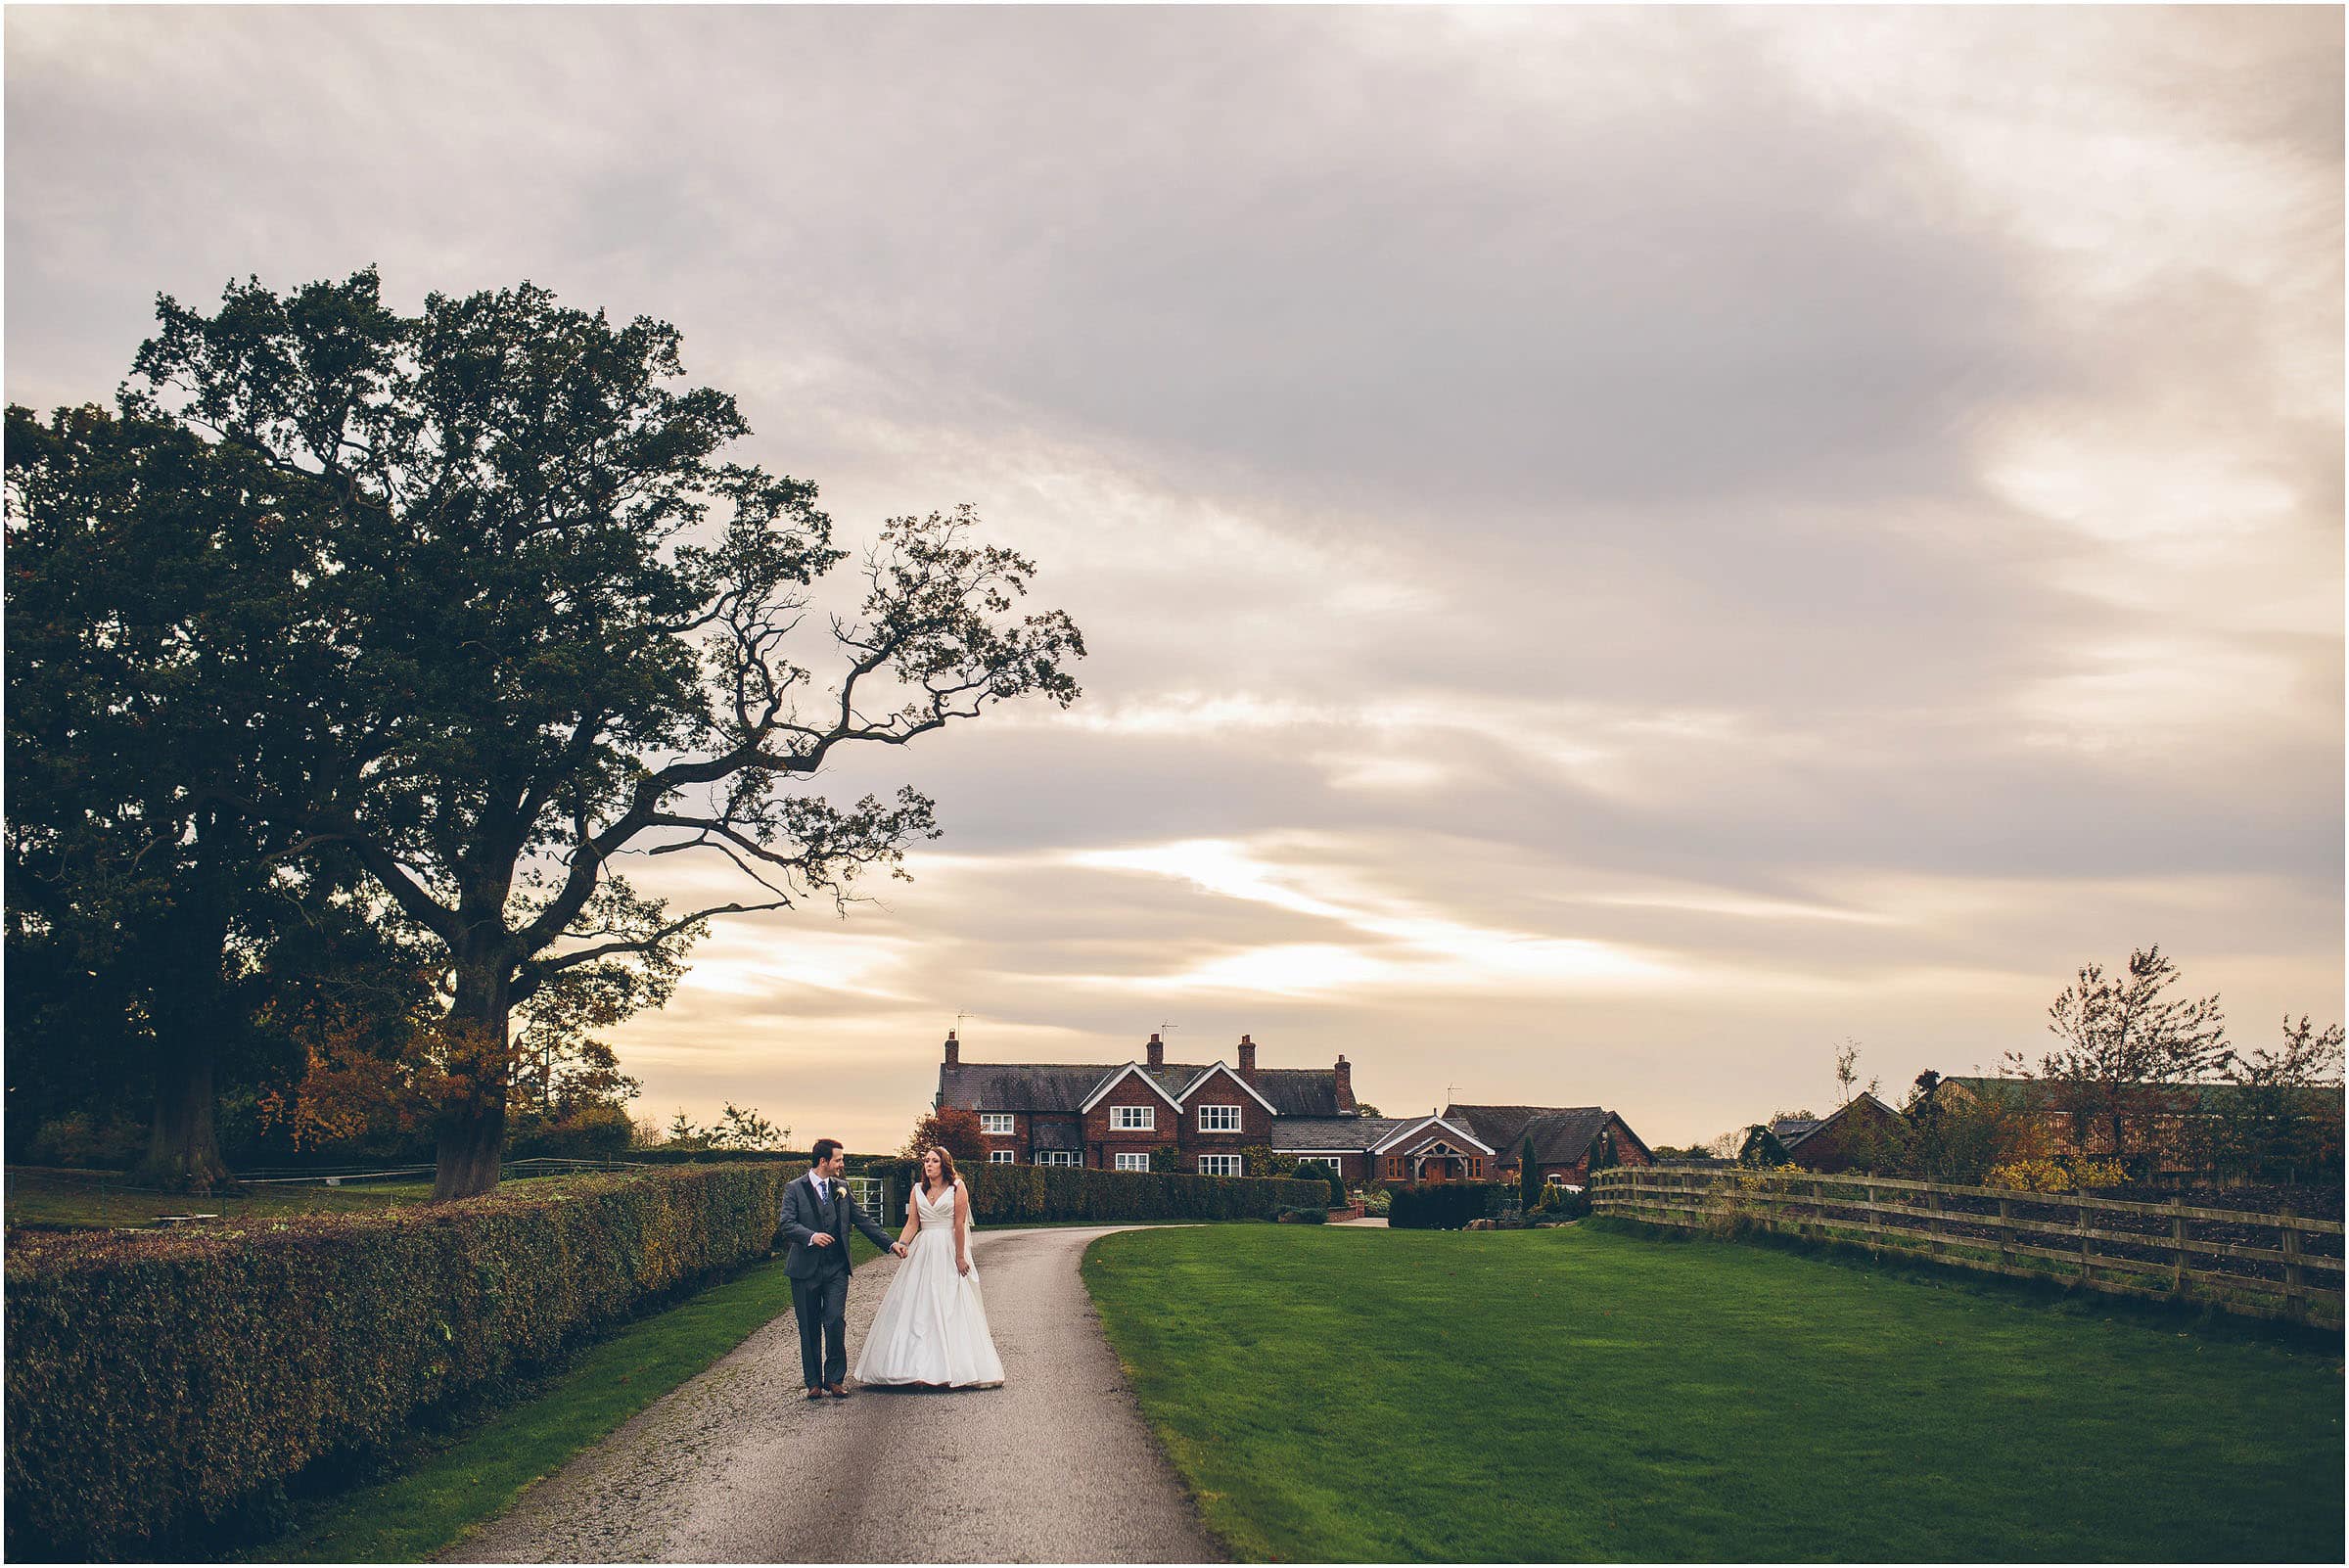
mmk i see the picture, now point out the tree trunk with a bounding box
[134,1039,232,1192]
[132,848,237,1194]
[432,958,514,1200]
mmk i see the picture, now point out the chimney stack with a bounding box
[1237,1034,1259,1082]
[1146,1032,1165,1069]
[1334,1053,1356,1112]
[944,1029,959,1069]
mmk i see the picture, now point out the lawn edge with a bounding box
[1079,1229,1255,1563]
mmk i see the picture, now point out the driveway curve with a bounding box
[452,1225,1222,1563]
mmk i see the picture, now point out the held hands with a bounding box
[892,1242,909,1258]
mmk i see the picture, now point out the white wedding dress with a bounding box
[853,1177,1005,1388]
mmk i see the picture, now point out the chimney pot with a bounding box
[1146,1032,1165,1069]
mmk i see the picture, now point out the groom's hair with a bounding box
[811,1137,843,1165]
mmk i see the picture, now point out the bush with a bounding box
[1988,1156,2130,1194]
[1537,1184,1592,1221]
[23,1111,147,1169]
[1294,1163,1346,1206]
[856,1160,1328,1225]
[1277,1207,1330,1223]
[1358,1185,1393,1216]
[1388,1182,1506,1230]
[506,1103,635,1160]
[4,1163,790,1558]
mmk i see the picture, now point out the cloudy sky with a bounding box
[9,7,2341,1152]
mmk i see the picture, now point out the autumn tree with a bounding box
[124,270,1084,1197]
[2043,945,2228,1171]
[901,1105,988,1164]
[2202,1015,2346,1182]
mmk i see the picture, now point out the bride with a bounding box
[853,1145,1005,1389]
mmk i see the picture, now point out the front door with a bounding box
[1422,1157,1451,1183]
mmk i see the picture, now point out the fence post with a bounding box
[1924,1180,1941,1261]
[2170,1197,2186,1296]
[2077,1195,2092,1284]
[1866,1180,1880,1252]
[1998,1195,2012,1271]
[2280,1209,2303,1319]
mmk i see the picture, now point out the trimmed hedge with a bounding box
[860,1160,1331,1224]
[1388,1182,1506,1229]
[4,1162,790,1559]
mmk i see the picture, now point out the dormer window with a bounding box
[981,1113,1015,1135]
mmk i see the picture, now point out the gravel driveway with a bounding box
[451,1225,1222,1563]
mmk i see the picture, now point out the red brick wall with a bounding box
[1082,1073,1172,1158]
[1178,1067,1267,1170]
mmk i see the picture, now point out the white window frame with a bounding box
[1114,1152,1152,1173]
[1034,1150,1080,1167]
[1293,1155,1342,1173]
[1197,1103,1241,1132]
[980,1113,1015,1135]
[1198,1154,1244,1177]
[989,1149,1015,1164]
[1111,1104,1155,1131]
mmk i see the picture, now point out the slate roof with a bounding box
[1272,1117,1411,1151]
[1771,1116,1824,1144]
[1446,1104,1625,1166]
[1253,1068,1346,1117]
[938,1063,1112,1114]
[1441,1104,1661,1165]
[941,1059,1348,1116]
[1029,1118,1083,1151]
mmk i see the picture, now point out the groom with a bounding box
[780,1138,905,1400]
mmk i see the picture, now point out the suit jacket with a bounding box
[779,1170,897,1280]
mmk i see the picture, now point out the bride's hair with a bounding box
[923,1145,959,1191]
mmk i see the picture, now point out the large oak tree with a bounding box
[6,402,344,1188]
[126,269,1084,1197]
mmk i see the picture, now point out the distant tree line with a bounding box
[6,268,1083,1196]
[1679,946,2341,1188]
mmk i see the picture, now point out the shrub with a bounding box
[1358,1186,1392,1217]
[856,1160,1328,1225]
[1277,1207,1329,1223]
[1537,1184,1592,1221]
[4,1163,789,1558]
[1388,1182,1506,1230]
[1295,1163,1346,1206]
[1988,1156,2129,1194]
[506,1103,635,1160]
[23,1111,147,1169]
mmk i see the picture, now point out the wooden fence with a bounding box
[1589,1165,2344,1328]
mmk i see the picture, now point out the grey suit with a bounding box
[779,1170,897,1389]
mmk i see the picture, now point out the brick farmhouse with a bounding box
[932,1030,1652,1187]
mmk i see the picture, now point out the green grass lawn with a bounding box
[250,1233,880,1562]
[3,1169,593,1230]
[1082,1222,2346,1563]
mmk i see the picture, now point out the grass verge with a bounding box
[1082,1222,2345,1562]
[3,1168,592,1230]
[245,1236,876,1563]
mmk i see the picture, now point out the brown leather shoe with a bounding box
[826,1382,852,1399]
[806,1387,828,1400]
